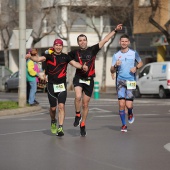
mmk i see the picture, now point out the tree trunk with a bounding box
[4,48,9,68]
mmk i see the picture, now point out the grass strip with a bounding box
[0,101,19,110]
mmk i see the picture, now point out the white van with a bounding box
[135,62,170,98]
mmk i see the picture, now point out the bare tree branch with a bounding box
[149,0,170,43]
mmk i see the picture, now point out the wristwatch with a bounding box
[114,29,117,33]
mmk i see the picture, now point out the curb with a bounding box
[0,105,43,117]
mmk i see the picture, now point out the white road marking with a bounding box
[164,143,170,152]
[0,129,47,136]
[20,118,46,121]
[0,112,46,119]
[136,113,159,116]
[94,113,159,118]
[89,108,111,112]
[94,115,118,118]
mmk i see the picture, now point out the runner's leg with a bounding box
[74,86,83,113]
[81,93,91,124]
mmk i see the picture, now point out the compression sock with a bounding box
[128,108,133,115]
[119,110,126,125]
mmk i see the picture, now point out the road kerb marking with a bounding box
[164,143,170,152]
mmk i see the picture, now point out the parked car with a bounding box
[5,71,19,92]
[5,71,46,92]
[0,66,13,91]
[135,62,170,98]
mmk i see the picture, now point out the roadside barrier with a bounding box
[94,81,99,99]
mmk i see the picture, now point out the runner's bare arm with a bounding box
[25,54,46,62]
[99,24,122,49]
[110,66,117,74]
[110,59,121,74]
[130,60,143,73]
[69,60,88,72]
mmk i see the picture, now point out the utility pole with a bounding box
[18,0,26,107]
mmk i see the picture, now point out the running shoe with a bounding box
[51,120,57,134]
[73,115,81,127]
[121,125,127,132]
[128,114,135,124]
[56,127,64,137]
[80,125,86,137]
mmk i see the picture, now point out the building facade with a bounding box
[133,0,170,62]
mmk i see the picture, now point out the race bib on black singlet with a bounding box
[53,83,66,92]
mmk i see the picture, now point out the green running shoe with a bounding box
[56,127,64,137]
[51,120,57,134]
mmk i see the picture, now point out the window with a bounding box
[139,65,150,78]
[11,72,19,78]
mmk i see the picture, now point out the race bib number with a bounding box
[53,83,66,93]
[79,79,90,86]
[127,81,136,90]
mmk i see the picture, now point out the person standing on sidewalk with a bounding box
[26,48,40,106]
[68,24,123,136]
[26,39,88,137]
[110,34,143,132]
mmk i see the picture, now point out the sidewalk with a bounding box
[0,105,45,117]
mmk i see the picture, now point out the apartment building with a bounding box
[133,0,170,63]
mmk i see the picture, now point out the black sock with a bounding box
[51,119,56,123]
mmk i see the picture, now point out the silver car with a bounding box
[5,71,46,92]
[5,71,19,92]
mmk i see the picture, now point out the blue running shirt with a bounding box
[112,49,141,81]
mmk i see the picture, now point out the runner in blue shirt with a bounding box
[110,34,143,132]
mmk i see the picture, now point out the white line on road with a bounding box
[94,113,159,118]
[20,118,47,121]
[164,143,170,152]
[0,129,47,136]
[89,108,111,112]
[136,113,159,116]
[94,115,118,118]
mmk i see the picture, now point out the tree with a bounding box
[0,1,18,67]
[27,0,56,47]
[0,0,56,67]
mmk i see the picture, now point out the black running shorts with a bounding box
[73,76,94,97]
[47,82,67,107]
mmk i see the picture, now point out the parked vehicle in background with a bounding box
[4,71,46,92]
[0,66,13,91]
[135,62,170,98]
[5,71,19,92]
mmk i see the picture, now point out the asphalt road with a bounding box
[0,92,170,170]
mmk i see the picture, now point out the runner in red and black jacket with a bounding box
[68,24,123,137]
